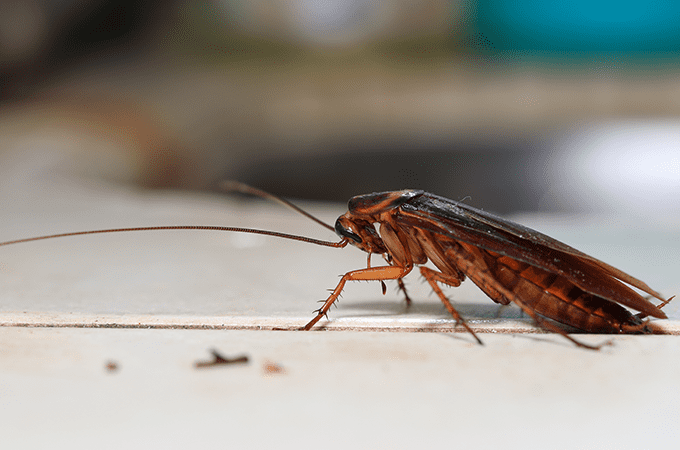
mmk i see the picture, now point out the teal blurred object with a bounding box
[476,0,680,52]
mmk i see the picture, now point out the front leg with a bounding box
[382,252,413,306]
[303,266,411,330]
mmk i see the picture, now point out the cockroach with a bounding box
[0,182,671,350]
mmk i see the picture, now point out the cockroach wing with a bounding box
[397,193,666,319]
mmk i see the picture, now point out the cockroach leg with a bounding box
[512,300,611,350]
[419,267,482,345]
[448,249,606,350]
[628,295,674,334]
[382,252,414,305]
[396,278,413,306]
[302,265,410,330]
[635,295,675,320]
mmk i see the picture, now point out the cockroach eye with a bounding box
[334,219,362,243]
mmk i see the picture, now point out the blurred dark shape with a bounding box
[56,1,157,53]
[227,143,544,215]
[0,0,169,101]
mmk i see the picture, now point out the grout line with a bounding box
[0,312,677,335]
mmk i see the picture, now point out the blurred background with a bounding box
[1,0,680,216]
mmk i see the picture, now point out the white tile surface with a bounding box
[1,327,679,449]
[0,181,678,449]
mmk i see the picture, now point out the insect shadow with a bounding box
[342,299,506,319]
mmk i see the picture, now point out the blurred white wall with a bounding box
[542,121,680,215]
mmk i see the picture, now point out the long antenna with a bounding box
[219,181,336,232]
[0,226,348,248]
[0,183,346,248]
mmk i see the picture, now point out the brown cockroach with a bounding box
[0,182,671,349]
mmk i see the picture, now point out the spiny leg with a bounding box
[448,249,605,350]
[511,300,609,350]
[635,295,675,320]
[419,267,482,345]
[397,278,413,306]
[379,279,411,305]
[303,265,410,330]
[630,295,675,334]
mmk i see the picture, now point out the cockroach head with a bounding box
[334,214,387,254]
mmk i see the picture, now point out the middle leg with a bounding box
[419,266,482,345]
